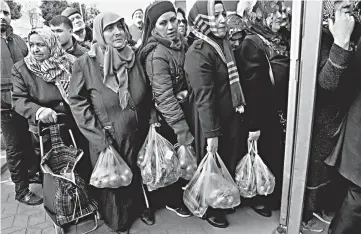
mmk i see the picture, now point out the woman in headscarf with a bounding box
[68,13,152,233]
[11,28,92,181]
[184,0,246,228]
[235,0,290,218]
[177,7,188,38]
[138,0,193,221]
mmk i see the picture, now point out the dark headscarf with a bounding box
[188,0,246,108]
[88,12,135,110]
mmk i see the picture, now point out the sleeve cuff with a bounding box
[329,43,353,68]
[203,127,222,138]
[35,107,46,120]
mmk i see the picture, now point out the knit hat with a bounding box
[147,1,175,27]
[132,8,143,18]
[61,7,81,18]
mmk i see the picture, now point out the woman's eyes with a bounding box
[170,17,177,23]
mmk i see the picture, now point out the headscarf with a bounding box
[237,0,289,57]
[188,0,246,108]
[24,28,76,103]
[88,12,135,110]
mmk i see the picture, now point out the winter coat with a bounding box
[1,27,28,110]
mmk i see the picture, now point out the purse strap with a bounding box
[254,34,276,86]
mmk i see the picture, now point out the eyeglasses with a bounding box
[178,19,187,24]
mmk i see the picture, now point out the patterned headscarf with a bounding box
[24,28,76,103]
[89,12,135,110]
[188,0,246,108]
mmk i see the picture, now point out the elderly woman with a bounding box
[184,0,246,228]
[11,28,91,181]
[68,13,152,233]
[235,0,290,218]
[138,0,193,221]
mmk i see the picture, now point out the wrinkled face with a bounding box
[0,1,11,33]
[334,0,354,14]
[133,10,143,26]
[177,12,187,36]
[29,34,51,62]
[68,13,85,32]
[229,32,243,50]
[50,23,73,46]
[265,4,283,33]
[155,11,178,41]
[214,3,227,38]
[103,20,127,50]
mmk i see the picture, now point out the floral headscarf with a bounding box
[24,28,76,103]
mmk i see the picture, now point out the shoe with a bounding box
[301,217,324,233]
[29,174,42,184]
[313,211,334,225]
[252,205,272,217]
[205,212,229,228]
[140,208,155,226]
[166,205,192,218]
[16,191,43,205]
[109,227,129,234]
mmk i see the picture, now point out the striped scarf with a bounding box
[188,0,246,108]
[24,28,76,103]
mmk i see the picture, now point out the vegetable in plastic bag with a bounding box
[183,152,241,217]
[253,140,275,196]
[176,144,198,180]
[90,145,133,188]
[235,140,257,198]
[137,126,181,191]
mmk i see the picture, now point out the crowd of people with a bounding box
[1,0,361,233]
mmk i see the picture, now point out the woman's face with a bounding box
[214,3,227,38]
[334,0,354,14]
[177,12,187,36]
[155,11,178,41]
[29,34,51,62]
[103,20,127,50]
[265,4,283,33]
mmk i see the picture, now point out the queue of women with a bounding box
[10,0,293,233]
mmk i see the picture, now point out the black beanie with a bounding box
[147,1,175,27]
[132,9,143,18]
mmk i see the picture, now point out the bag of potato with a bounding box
[90,145,133,188]
[183,152,241,218]
[252,140,275,196]
[235,140,257,198]
[137,126,181,191]
[176,144,197,180]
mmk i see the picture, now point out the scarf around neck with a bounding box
[24,28,76,103]
[89,12,135,109]
[188,0,246,108]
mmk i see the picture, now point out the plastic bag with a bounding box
[183,152,241,217]
[90,145,133,188]
[235,140,257,198]
[137,126,181,191]
[253,140,275,196]
[176,144,198,180]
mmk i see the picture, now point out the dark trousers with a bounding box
[1,110,37,198]
[330,182,361,234]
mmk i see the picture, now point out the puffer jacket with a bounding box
[139,36,193,145]
[1,27,28,110]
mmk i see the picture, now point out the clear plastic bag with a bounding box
[253,140,275,196]
[90,145,133,188]
[176,144,198,180]
[137,126,181,191]
[183,152,241,217]
[235,140,257,198]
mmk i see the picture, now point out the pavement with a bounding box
[0,147,330,234]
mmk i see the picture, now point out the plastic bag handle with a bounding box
[253,140,259,154]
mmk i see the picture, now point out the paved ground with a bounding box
[1,147,330,234]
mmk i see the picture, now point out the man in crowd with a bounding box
[129,8,143,48]
[50,15,88,58]
[1,0,42,205]
[61,7,92,49]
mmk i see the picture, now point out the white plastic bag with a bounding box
[252,140,275,196]
[176,144,197,180]
[137,126,181,191]
[183,152,241,217]
[235,140,257,198]
[90,145,133,188]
